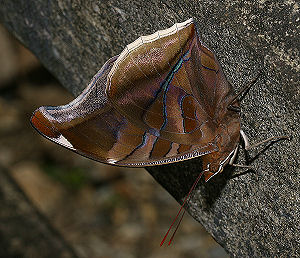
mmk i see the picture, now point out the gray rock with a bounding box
[0,166,79,258]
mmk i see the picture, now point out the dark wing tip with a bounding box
[30,108,60,139]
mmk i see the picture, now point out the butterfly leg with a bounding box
[229,144,256,179]
[240,129,289,150]
[230,130,288,179]
[229,145,239,165]
[229,144,254,170]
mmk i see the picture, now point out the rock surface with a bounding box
[0,0,299,257]
[0,166,79,258]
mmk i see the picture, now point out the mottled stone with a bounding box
[0,166,78,258]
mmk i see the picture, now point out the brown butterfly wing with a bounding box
[31,53,217,166]
[31,18,239,168]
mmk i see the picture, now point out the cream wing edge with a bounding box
[107,18,194,84]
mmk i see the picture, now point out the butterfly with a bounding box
[31,17,288,245]
[31,18,245,180]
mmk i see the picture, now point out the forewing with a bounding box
[31,53,218,167]
[107,18,235,147]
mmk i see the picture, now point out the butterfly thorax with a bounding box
[201,103,241,181]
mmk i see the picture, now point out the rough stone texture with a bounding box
[0,0,299,257]
[0,166,79,258]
